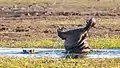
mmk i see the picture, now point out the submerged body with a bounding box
[57,17,96,53]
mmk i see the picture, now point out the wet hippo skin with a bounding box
[57,17,96,53]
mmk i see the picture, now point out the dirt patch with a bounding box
[0,4,120,41]
[0,4,120,18]
[0,19,120,41]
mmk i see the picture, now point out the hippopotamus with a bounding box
[57,17,96,54]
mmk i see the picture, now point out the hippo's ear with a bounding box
[85,17,91,23]
[57,26,64,30]
[57,26,60,29]
[61,26,64,30]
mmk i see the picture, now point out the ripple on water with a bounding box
[0,48,120,58]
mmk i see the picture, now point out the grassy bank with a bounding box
[0,37,120,68]
[0,37,120,49]
[0,58,119,68]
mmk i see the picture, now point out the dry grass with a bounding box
[0,0,120,8]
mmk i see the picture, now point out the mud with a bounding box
[0,4,120,40]
[0,4,120,18]
[0,20,120,41]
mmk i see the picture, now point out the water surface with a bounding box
[0,48,120,58]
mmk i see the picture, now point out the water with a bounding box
[0,48,120,58]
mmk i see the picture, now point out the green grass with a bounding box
[0,38,63,48]
[88,37,120,49]
[0,58,120,68]
[0,37,120,49]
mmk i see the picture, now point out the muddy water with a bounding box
[0,48,120,58]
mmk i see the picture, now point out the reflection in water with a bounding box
[0,48,120,58]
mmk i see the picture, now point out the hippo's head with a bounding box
[86,17,96,27]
